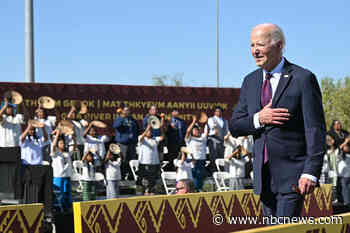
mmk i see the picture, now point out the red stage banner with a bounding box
[0,82,240,135]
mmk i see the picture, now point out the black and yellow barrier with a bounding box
[235,212,349,233]
[73,184,332,233]
[0,203,44,233]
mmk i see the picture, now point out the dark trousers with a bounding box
[337,177,344,203]
[138,164,160,193]
[0,147,22,200]
[207,137,225,174]
[119,143,137,180]
[260,163,304,222]
[340,177,350,205]
[22,165,53,218]
[165,143,181,171]
[192,160,206,191]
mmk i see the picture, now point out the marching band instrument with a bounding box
[3,91,23,105]
[91,120,107,128]
[148,115,161,129]
[198,112,208,124]
[89,147,97,154]
[180,146,190,154]
[109,143,121,154]
[28,119,45,128]
[38,96,55,109]
[57,120,74,135]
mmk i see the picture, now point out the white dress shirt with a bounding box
[206,116,229,137]
[253,57,317,183]
[138,136,161,165]
[0,114,24,147]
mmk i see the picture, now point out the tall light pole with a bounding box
[216,0,219,87]
[25,0,35,82]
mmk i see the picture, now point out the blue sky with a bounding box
[0,0,348,88]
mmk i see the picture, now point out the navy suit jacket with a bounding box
[229,59,326,195]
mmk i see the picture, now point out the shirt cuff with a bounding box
[253,113,262,129]
[300,173,318,183]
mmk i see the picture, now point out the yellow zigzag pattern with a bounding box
[0,207,43,233]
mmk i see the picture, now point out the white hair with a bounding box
[269,24,286,50]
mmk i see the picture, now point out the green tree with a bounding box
[152,73,184,86]
[321,76,350,131]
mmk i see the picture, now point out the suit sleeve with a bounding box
[229,77,261,137]
[301,73,326,178]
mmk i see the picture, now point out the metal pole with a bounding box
[25,0,35,82]
[216,0,219,87]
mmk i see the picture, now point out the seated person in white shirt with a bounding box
[0,98,25,148]
[104,149,121,199]
[185,115,208,192]
[83,123,109,172]
[175,147,194,182]
[81,151,97,201]
[225,142,251,190]
[50,129,73,212]
[20,121,49,165]
[138,124,164,195]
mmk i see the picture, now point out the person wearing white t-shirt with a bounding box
[175,148,194,181]
[185,115,208,192]
[83,123,109,172]
[104,149,121,199]
[0,99,25,147]
[50,129,72,211]
[138,124,164,195]
[81,151,96,201]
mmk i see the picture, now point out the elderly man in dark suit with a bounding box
[229,23,326,219]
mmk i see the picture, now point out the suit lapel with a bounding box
[272,60,294,107]
[255,69,263,111]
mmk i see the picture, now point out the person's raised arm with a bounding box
[51,129,60,154]
[41,124,48,143]
[83,122,93,138]
[180,151,186,165]
[20,122,32,143]
[67,106,76,120]
[0,98,8,122]
[185,115,196,140]
[139,124,151,142]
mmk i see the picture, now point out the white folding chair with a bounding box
[71,173,83,193]
[161,161,169,172]
[215,159,227,172]
[161,172,177,195]
[173,159,179,168]
[72,160,83,175]
[213,172,231,192]
[129,160,139,181]
[95,172,107,186]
